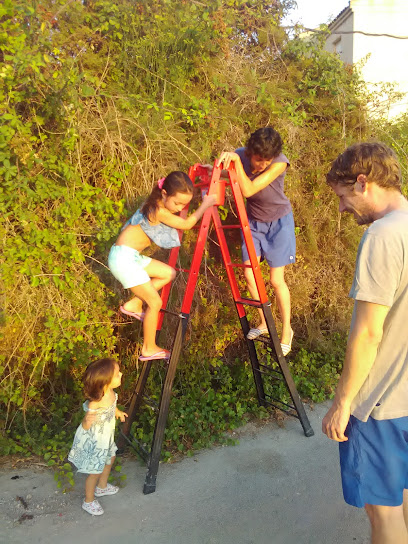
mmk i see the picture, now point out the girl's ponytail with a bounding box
[141,185,163,222]
[142,171,193,221]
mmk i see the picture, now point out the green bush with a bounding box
[1,0,404,474]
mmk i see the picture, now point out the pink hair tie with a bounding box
[157,177,165,190]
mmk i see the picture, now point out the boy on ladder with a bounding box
[217,127,295,355]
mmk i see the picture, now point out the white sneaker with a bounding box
[247,327,268,340]
[94,483,119,497]
[82,499,104,516]
[281,329,294,356]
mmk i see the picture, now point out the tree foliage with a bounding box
[0,0,387,461]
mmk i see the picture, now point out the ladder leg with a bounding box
[143,317,187,494]
[143,195,211,493]
[262,303,314,437]
[239,314,267,407]
[209,200,313,436]
[117,360,153,452]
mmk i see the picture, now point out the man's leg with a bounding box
[365,503,408,544]
[339,417,408,544]
[269,266,291,345]
[403,489,408,530]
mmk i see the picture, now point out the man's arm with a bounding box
[216,152,287,198]
[322,300,389,442]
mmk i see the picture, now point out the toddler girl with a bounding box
[68,357,128,516]
[108,171,216,361]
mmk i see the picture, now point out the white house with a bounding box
[325,0,408,119]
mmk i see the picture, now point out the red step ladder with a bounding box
[118,162,314,494]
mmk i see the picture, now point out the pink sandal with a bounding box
[120,306,145,322]
[139,350,170,362]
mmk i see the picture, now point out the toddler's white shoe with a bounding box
[82,499,104,516]
[94,483,119,497]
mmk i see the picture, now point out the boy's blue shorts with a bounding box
[339,415,408,507]
[241,212,296,268]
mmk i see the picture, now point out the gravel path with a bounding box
[0,402,369,544]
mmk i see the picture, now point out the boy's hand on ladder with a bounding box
[216,151,240,169]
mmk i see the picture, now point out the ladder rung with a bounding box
[119,431,150,461]
[253,336,272,346]
[228,263,253,269]
[263,399,299,419]
[236,297,263,308]
[143,395,159,412]
[174,267,190,273]
[160,308,186,318]
[263,394,297,413]
[217,225,241,230]
[257,363,283,378]
[256,368,283,379]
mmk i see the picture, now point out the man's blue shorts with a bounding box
[339,415,408,507]
[241,212,296,268]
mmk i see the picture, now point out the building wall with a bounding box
[325,8,354,65]
[326,0,408,118]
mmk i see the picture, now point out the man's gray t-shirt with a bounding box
[235,147,291,222]
[349,209,408,421]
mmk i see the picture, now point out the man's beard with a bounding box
[352,207,376,225]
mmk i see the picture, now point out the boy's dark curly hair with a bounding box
[246,127,282,159]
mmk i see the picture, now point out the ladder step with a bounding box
[256,368,283,380]
[160,308,186,318]
[119,431,150,461]
[263,399,299,418]
[174,267,190,273]
[263,394,297,413]
[217,225,241,230]
[252,336,272,346]
[227,263,253,269]
[143,395,159,412]
[235,297,262,308]
[257,364,284,379]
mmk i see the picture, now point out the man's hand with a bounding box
[322,402,350,442]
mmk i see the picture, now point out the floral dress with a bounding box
[68,393,118,474]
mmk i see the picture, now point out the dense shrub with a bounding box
[1,0,405,469]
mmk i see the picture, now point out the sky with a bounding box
[282,0,350,30]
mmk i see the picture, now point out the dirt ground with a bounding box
[0,401,370,544]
